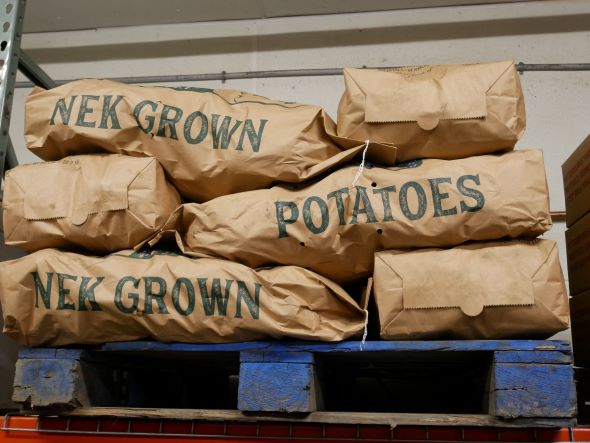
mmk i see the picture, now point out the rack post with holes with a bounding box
[0,0,55,181]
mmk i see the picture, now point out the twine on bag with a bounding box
[351,140,370,189]
[360,309,369,351]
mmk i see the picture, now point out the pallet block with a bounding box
[13,349,114,408]
[13,340,576,425]
[239,351,322,412]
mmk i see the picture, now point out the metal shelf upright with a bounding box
[0,0,55,181]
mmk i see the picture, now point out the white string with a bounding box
[351,141,370,352]
[360,309,369,351]
[351,140,370,189]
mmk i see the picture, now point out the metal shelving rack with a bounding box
[1,0,590,440]
[0,0,54,181]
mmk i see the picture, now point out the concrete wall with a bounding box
[1,0,590,406]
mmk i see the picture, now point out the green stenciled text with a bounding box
[274,174,485,238]
[49,95,268,152]
[31,272,261,319]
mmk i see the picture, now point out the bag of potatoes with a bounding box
[2,154,180,253]
[145,149,551,284]
[337,61,525,161]
[25,79,395,202]
[0,249,366,346]
[372,239,569,339]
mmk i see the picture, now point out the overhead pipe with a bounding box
[14,63,590,88]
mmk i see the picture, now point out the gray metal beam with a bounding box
[0,0,25,179]
[4,137,18,171]
[17,49,56,89]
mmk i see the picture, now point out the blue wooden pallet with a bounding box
[13,340,576,426]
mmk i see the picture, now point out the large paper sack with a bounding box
[0,249,365,346]
[337,61,525,161]
[2,155,180,253]
[150,150,550,284]
[373,239,569,339]
[25,80,394,201]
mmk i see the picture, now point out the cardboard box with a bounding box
[563,134,590,227]
[566,210,590,295]
[571,290,590,366]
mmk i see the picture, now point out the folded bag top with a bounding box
[19,156,133,226]
[338,61,525,161]
[382,241,539,317]
[363,65,488,129]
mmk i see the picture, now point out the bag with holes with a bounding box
[143,149,551,284]
[2,154,181,253]
[24,79,395,202]
[0,249,366,346]
[337,61,525,162]
[372,239,569,340]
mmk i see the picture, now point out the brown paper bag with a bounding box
[2,154,180,253]
[373,239,569,340]
[24,79,396,202]
[0,249,366,346]
[337,61,525,161]
[147,149,551,284]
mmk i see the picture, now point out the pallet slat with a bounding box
[493,350,571,364]
[45,408,577,428]
[94,340,572,353]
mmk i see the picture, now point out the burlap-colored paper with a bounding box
[373,239,569,340]
[337,61,525,161]
[24,79,395,202]
[147,150,551,284]
[0,249,365,346]
[2,154,180,253]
